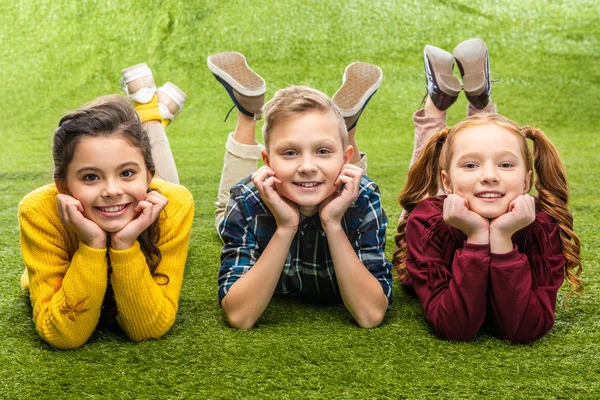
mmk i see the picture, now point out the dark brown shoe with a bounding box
[424,45,461,111]
[453,38,491,109]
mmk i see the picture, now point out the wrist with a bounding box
[275,225,298,237]
[489,231,514,254]
[322,220,343,234]
[111,238,135,251]
[466,229,489,245]
[83,237,107,249]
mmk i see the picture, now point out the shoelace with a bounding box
[224,105,236,122]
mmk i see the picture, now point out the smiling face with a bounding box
[58,136,152,233]
[262,110,352,216]
[441,123,532,219]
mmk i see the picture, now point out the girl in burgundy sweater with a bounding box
[393,38,583,343]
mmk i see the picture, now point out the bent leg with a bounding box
[467,101,497,116]
[145,122,179,184]
[410,97,447,167]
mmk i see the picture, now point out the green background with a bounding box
[1,0,599,398]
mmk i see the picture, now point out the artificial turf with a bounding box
[1,0,599,398]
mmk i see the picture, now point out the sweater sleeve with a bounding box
[109,184,193,342]
[487,212,566,343]
[19,190,108,349]
[405,198,490,341]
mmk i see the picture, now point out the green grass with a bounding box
[1,0,599,398]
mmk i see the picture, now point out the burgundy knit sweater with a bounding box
[403,196,566,343]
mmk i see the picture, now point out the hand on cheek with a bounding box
[319,164,363,229]
[490,194,536,237]
[56,194,106,249]
[251,166,299,231]
[110,191,168,251]
[443,194,490,244]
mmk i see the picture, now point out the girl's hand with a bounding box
[490,194,536,238]
[319,164,363,230]
[443,194,490,244]
[251,166,299,231]
[56,193,106,249]
[110,191,168,250]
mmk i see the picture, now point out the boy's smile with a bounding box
[59,136,152,233]
[262,110,352,216]
[441,123,531,219]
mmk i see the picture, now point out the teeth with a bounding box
[98,205,126,213]
[478,193,502,198]
[296,182,319,187]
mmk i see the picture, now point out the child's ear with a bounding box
[441,170,452,193]
[261,149,270,167]
[343,145,354,164]
[146,171,153,187]
[523,170,533,193]
[55,179,69,195]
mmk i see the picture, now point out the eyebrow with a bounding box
[275,138,338,149]
[76,161,141,174]
[456,151,519,163]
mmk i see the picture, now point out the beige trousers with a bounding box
[215,132,368,233]
[145,123,179,184]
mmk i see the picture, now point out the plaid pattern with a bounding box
[218,175,392,305]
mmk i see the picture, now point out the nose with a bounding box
[102,178,123,198]
[480,162,499,184]
[297,154,318,174]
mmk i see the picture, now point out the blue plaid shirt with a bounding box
[218,175,392,305]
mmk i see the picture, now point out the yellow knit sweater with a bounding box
[19,178,193,349]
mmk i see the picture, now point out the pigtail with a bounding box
[524,126,583,304]
[393,128,450,281]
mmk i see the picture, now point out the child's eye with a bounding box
[463,163,478,169]
[317,148,331,155]
[500,162,514,168]
[121,169,136,178]
[83,174,99,182]
[282,150,297,157]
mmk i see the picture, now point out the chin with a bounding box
[473,206,508,220]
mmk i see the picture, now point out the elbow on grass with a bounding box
[223,308,258,330]
[355,309,386,329]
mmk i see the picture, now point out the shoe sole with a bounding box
[424,45,461,96]
[453,38,488,97]
[332,62,382,117]
[207,52,266,97]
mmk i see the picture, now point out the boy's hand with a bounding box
[319,164,363,230]
[56,193,106,249]
[252,166,299,231]
[443,194,490,244]
[490,194,536,238]
[111,191,168,250]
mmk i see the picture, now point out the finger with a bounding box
[341,163,363,174]
[134,200,152,213]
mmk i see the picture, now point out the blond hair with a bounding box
[393,113,583,304]
[261,85,347,150]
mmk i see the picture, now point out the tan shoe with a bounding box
[332,62,382,131]
[207,52,266,120]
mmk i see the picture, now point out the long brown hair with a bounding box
[393,113,583,303]
[53,95,163,275]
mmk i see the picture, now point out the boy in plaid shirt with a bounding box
[208,52,392,329]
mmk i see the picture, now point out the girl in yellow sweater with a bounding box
[19,64,194,349]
